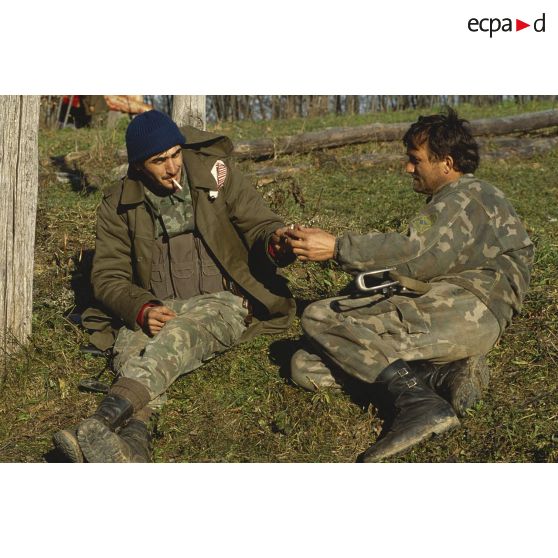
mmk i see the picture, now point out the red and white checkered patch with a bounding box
[211,160,228,190]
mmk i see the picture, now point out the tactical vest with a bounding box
[149,231,225,300]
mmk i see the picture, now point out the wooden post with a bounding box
[62,95,74,128]
[171,96,206,130]
[55,96,64,129]
[0,96,40,367]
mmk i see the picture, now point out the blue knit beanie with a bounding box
[126,110,186,164]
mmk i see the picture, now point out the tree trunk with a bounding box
[271,96,282,119]
[172,95,206,129]
[307,95,329,117]
[346,95,360,114]
[286,96,298,119]
[233,96,241,121]
[0,96,40,363]
[256,96,267,120]
[334,96,342,115]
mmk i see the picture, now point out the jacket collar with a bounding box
[120,175,145,205]
[180,125,234,157]
[430,173,475,204]
[180,125,234,192]
[182,150,217,192]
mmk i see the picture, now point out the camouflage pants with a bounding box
[291,282,500,390]
[112,291,248,409]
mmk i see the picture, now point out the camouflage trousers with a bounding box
[112,291,248,409]
[291,281,500,390]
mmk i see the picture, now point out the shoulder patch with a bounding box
[411,214,436,234]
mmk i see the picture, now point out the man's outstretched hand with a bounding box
[283,226,336,262]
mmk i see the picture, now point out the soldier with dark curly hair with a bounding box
[284,108,533,462]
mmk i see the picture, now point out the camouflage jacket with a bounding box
[335,174,534,332]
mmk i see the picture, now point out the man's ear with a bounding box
[443,155,455,174]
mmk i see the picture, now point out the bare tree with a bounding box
[286,96,298,119]
[307,95,329,117]
[172,96,206,129]
[346,95,360,115]
[255,96,267,120]
[0,96,40,366]
[271,96,282,120]
[334,96,343,115]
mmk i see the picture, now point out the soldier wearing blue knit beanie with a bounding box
[125,110,186,164]
[53,110,296,463]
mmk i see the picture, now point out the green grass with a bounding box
[1,102,557,462]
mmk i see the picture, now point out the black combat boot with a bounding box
[52,392,134,463]
[52,427,83,463]
[76,377,151,463]
[76,393,135,463]
[86,392,134,429]
[108,418,153,463]
[361,359,460,463]
[79,413,153,463]
[413,356,490,417]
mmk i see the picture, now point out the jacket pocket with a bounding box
[201,262,224,294]
[149,265,172,300]
[151,270,164,283]
[390,297,430,334]
[173,264,194,279]
[202,263,221,276]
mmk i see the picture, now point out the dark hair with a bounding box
[402,107,479,173]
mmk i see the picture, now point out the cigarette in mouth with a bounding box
[171,178,182,191]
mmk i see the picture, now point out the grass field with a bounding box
[1,101,557,462]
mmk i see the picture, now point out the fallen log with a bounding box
[251,135,558,185]
[233,110,558,160]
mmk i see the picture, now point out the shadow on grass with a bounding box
[69,248,95,316]
[267,336,394,459]
[50,155,97,195]
[268,338,301,382]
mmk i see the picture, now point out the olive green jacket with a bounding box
[84,126,295,350]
